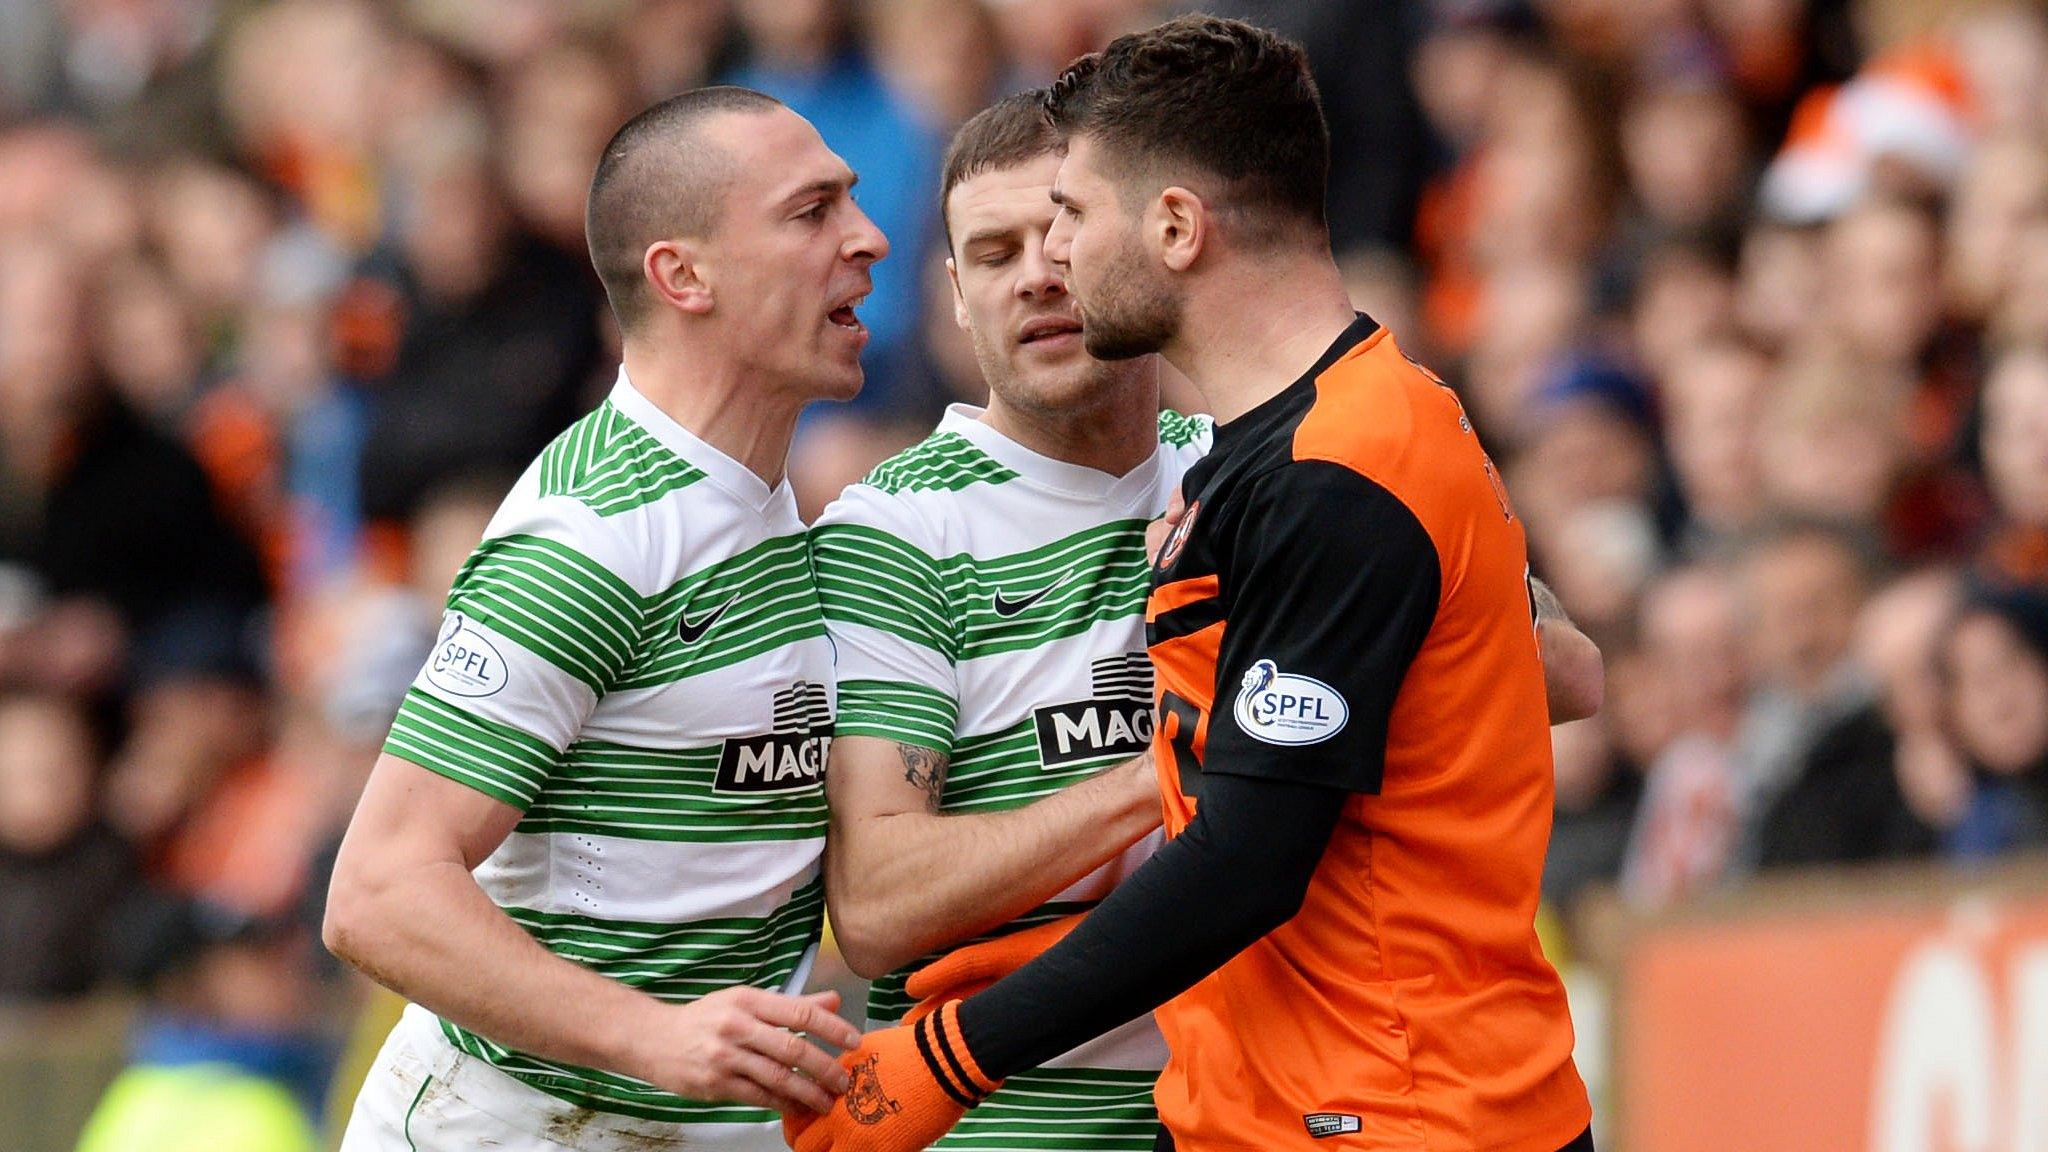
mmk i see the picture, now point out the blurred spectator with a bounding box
[1629,238,1738,383]
[146,161,274,361]
[1512,355,1670,636]
[353,120,607,521]
[1618,79,1752,246]
[494,40,632,253]
[0,693,133,999]
[89,257,206,428]
[1937,582,2048,858]
[218,0,387,252]
[618,0,739,102]
[1756,339,1906,539]
[869,0,1006,130]
[1729,526,1880,868]
[100,625,269,854]
[1622,564,1748,908]
[1756,568,1958,868]
[1952,4,2048,142]
[1979,345,2048,585]
[1663,336,1769,551]
[0,238,269,695]
[76,896,324,1152]
[1734,218,1823,351]
[1945,135,2048,328]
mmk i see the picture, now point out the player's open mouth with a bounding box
[1018,316,1082,346]
[828,293,868,332]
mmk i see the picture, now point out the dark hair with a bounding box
[1042,15,1329,239]
[585,86,784,331]
[938,89,1062,253]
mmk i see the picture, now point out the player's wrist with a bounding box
[912,1002,1001,1104]
[593,987,675,1081]
[1109,752,1162,825]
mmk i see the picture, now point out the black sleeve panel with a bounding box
[956,772,1348,1081]
[1204,460,1441,794]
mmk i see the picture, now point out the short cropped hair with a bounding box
[938,89,1061,253]
[585,86,783,331]
[1042,15,1329,239]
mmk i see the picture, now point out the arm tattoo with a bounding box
[1530,577,1571,628]
[897,742,950,812]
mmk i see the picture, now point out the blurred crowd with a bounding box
[0,0,2046,1143]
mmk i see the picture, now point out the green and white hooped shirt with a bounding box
[811,404,1212,1151]
[383,370,832,1135]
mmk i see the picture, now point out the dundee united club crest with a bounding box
[845,1054,902,1125]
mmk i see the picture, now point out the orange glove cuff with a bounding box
[915,1001,1001,1103]
[905,912,1085,1003]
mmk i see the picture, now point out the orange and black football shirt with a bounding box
[1143,315,1589,1151]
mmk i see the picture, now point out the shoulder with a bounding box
[1292,333,1504,529]
[859,430,1018,497]
[474,460,657,600]
[534,400,708,519]
[1233,460,1441,586]
[812,472,937,554]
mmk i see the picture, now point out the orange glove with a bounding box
[902,913,1084,1023]
[782,1002,1000,1152]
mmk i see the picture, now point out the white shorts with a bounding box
[338,1004,788,1152]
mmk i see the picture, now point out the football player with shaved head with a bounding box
[326,87,882,1151]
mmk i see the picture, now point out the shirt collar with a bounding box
[607,368,784,513]
[939,404,1163,503]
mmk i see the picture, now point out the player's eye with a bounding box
[800,201,827,221]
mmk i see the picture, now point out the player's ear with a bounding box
[1154,186,1205,273]
[947,257,972,331]
[645,239,714,316]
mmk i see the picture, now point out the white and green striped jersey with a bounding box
[811,404,1212,1151]
[381,371,832,1139]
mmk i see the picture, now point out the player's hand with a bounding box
[1145,488,1188,566]
[781,1003,998,1152]
[622,986,861,1114]
[901,913,1084,1023]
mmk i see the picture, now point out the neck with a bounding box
[621,335,803,487]
[981,363,1161,477]
[1162,253,1358,425]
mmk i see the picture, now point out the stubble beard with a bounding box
[1077,235,1181,362]
[974,323,1122,419]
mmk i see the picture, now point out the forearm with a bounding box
[957,773,1345,1079]
[326,847,663,1076]
[1532,578,1603,723]
[827,754,1160,977]
[323,761,670,1081]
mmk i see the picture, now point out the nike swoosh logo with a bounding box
[992,573,1073,618]
[676,592,741,644]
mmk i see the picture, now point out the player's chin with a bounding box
[1005,357,1097,408]
[807,356,866,402]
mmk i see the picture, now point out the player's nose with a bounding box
[1044,210,1074,268]
[1016,240,1065,300]
[842,200,889,266]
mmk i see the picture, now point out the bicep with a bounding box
[343,752,526,873]
[826,735,952,821]
[1204,464,1441,793]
